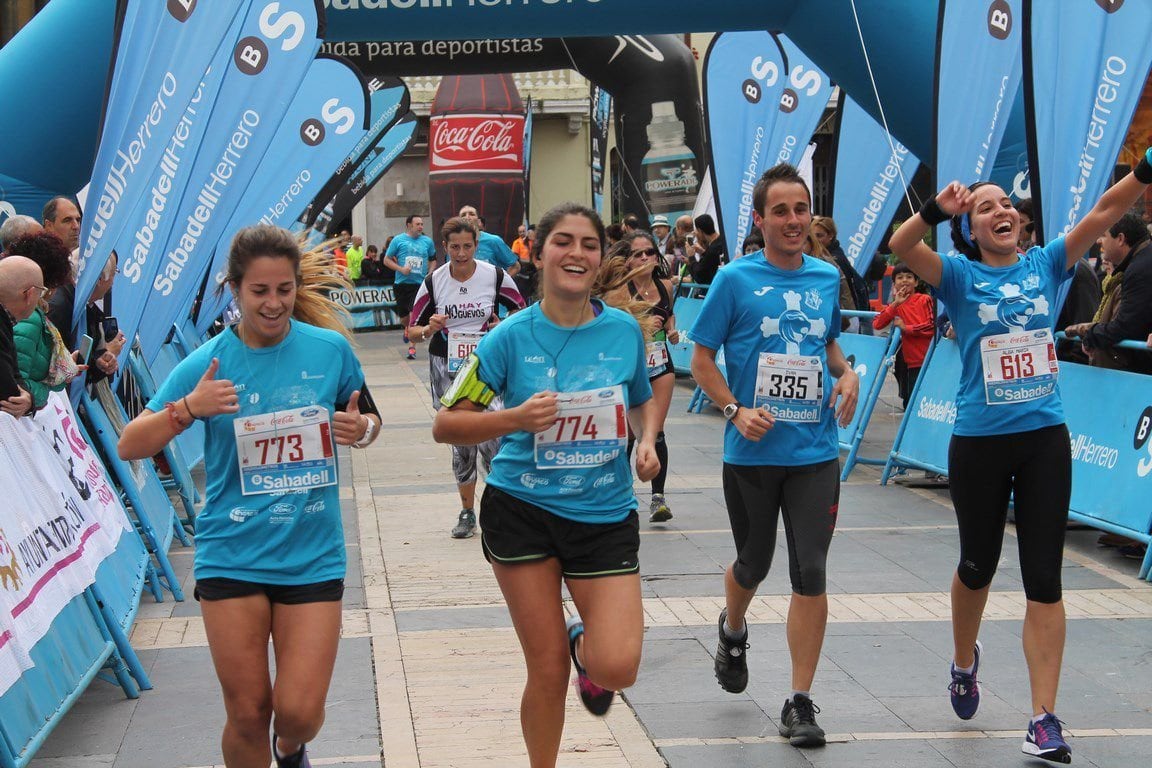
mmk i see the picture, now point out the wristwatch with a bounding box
[723,402,740,421]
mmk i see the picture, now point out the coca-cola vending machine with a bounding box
[429,74,526,245]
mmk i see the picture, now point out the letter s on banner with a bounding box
[260,2,307,51]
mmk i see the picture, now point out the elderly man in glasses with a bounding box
[0,255,44,417]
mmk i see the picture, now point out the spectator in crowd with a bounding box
[622,213,642,234]
[345,235,364,281]
[510,223,530,261]
[49,251,123,384]
[689,213,726,285]
[1015,198,1036,251]
[1064,212,1152,373]
[42,197,81,253]
[806,231,853,331]
[812,216,872,315]
[7,232,83,408]
[0,255,42,416]
[359,245,386,284]
[872,263,935,409]
[649,215,673,274]
[741,229,764,256]
[0,214,42,254]
[605,222,624,246]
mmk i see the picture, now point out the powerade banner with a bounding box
[115,0,325,366]
[320,112,418,237]
[302,75,410,228]
[830,95,921,274]
[765,34,833,171]
[73,0,249,337]
[590,85,612,215]
[1024,0,1152,247]
[164,54,370,355]
[935,0,1022,250]
[703,31,787,259]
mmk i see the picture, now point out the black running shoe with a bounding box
[713,609,749,693]
[779,694,826,747]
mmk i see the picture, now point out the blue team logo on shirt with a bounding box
[977,282,1049,331]
[761,290,828,354]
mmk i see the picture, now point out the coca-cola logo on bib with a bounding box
[430,114,525,174]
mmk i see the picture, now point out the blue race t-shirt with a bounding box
[472,301,652,523]
[690,253,843,466]
[386,233,437,285]
[147,320,364,584]
[475,230,520,271]
[933,237,1072,437]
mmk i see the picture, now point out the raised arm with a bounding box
[889,181,974,288]
[1063,152,1152,268]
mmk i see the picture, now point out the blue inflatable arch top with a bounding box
[0,0,938,209]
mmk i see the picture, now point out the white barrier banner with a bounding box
[0,392,128,696]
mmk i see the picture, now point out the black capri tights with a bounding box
[948,424,1071,604]
[722,459,840,596]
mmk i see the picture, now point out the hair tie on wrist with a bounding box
[1134,147,1152,184]
[183,395,200,421]
[919,197,951,227]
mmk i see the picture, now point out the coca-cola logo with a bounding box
[430,114,524,172]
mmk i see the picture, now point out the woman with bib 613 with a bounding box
[889,153,1152,764]
[433,202,661,768]
[118,225,381,768]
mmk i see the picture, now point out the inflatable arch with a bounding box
[0,0,952,218]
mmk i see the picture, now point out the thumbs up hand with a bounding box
[334,389,374,446]
[187,357,240,418]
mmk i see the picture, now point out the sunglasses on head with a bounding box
[630,247,659,258]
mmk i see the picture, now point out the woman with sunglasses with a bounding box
[602,231,679,522]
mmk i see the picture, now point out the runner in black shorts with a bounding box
[383,215,437,359]
[889,151,1152,763]
[119,225,381,768]
[433,202,660,768]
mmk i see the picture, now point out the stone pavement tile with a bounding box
[627,700,773,741]
[638,533,729,575]
[31,674,141,759]
[931,734,1152,768]
[800,738,956,768]
[821,633,943,699]
[627,638,749,706]
[658,742,815,768]
[878,694,1024,734]
[395,605,514,632]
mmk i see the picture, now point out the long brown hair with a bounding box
[594,240,657,337]
[224,224,353,341]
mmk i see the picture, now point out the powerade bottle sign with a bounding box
[641,101,698,227]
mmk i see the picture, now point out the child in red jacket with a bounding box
[873,263,935,409]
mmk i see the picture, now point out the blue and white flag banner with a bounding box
[935,0,1023,248]
[322,112,419,236]
[121,0,325,364]
[703,31,787,257]
[590,85,612,215]
[765,34,833,172]
[1025,0,1152,246]
[0,393,129,697]
[830,95,921,275]
[182,54,371,348]
[73,0,250,337]
[303,75,409,228]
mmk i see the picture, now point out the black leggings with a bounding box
[721,460,840,596]
[948,424,1071,604]
[627,431,669,495]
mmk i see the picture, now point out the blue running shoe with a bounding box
[948,640,982,720]
[1022,711,1071,764]
[272,735,312,768]
[566,614,614,716]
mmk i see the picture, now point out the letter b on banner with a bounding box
[235,36,269,75]
[168,0,197,22]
